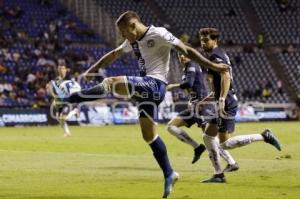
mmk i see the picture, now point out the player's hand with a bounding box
[218,97,227,118]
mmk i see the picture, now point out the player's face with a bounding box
[200,35,217,52]
[118,23,137,43]
[179,54,191,65]
[58,66,67,78]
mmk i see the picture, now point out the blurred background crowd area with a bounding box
[0,0,299,108]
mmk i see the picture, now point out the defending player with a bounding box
[166,52,239,172]
[51,11,229,198]
[198,28,282,183]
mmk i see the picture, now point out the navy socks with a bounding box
[149,136,173,178]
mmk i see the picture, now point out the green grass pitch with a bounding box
[0,121,299,199]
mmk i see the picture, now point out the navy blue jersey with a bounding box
[206,47,236,100]
[179,61,207,101]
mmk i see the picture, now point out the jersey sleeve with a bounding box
[180,62,196,89]
[210,49,231,65]
[117,39,132,53]
[156,28,180,47]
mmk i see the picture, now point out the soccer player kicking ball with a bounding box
[198,28,282,183]
[166,51,239,172]
[51,11,229,198]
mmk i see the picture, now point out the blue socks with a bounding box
[149,136,173,178]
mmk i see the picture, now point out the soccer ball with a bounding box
[59,80,81,97]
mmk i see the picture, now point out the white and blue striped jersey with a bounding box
[119,25,180,83]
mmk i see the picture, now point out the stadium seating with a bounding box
[0,0,296,107]
[154,0,256,44]
[0,0,139,107]
[3,0,104,43]
[96,0,161,26]
[278,52,300,93]
[228,49,290,103]
[251,0,299,45]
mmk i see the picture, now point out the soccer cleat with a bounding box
[192,144,206,164]
[202,173,226,183]
[223,162,239,173]
[162,171,179,198]
[261,129,282,151]
[51,80,67,99]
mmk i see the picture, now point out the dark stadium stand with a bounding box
[278,52,300,93]
[251,0,299,45]
[96,0,161,27]
[3,0,104,43]
[0,0,299,107]
[0,0,139,107]
[229,49,290,103]
[154,0,256,44]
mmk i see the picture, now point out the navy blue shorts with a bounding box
[126,76,166,120]
[178,105,210,128]
[211,95,238,133]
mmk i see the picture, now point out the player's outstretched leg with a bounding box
[140,117,179,198]
[51,76,131,104]
[167,117,205,164]
[51,78,111,103]
[220,129,282,151]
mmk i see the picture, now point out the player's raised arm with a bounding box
[174,41,228,72]
[84,47,124,75]
[154,27,228,72]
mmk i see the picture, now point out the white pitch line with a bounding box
[0,149,299,163]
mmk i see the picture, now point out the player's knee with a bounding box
[166,119,175,129]
[203,133,213,141]
[167,117,183,128]
[108,76,125,86]
[107,77,118,83]
[220,140,231,150]
[166,120,173,126]
[101,78,113,92]
[166,124,175,135]
[109,77,127,93]
[107,77,117,85]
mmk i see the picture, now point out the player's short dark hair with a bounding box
[199,28,220,41]
[115,11,141,26]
